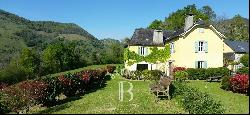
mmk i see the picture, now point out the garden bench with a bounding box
[149,76,171,102]
[206,76,222,82]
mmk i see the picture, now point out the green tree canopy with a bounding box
[148,20,164,30]
[200,5,216,21]
[227,14,249,41]
[18,48,40,78]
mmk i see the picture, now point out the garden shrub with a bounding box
[134,70,143,80]
[114,65,124,74]
[172,81,225,114]
[150,70,163,81]
[106,65,116,73]
[0,66,110,113]
[229,74,249,94]
[240,54,249,67]
[186,67,230,80]
[0,80,49,113]
[221,76,231,91]
[236,67,249,74]
[141,70,162,81]
[217,67,230,77]
[173,67,186,74]
[121,69,131,79]
[186,68,206,80]
[0,82,8,90]
[174,71,188,82]
[142,70,150,80]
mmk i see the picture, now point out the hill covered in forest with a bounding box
[0,9,112,69]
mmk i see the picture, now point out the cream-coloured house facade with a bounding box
[125,14,249,75]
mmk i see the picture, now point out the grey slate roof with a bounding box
[166,19,210,41]
[224,40,249,53]
[129,28,173,46]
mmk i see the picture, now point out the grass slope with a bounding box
[30,74,186,114]
[187,80,249,114]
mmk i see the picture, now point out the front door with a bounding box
[137,64,148,71]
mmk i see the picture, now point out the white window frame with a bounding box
[139,46,145,56]
[198,61,205,68]
[198,41,205,52]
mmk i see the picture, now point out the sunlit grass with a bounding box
[30,73,186,114]
[187,80,249,114]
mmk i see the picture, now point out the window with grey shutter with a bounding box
[204,41,208,53]
[204,61,207,68]
[138,46,141,55]
[195,41,198,53]
[145,47,148,56]
[195,61,198,68]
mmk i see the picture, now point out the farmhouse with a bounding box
[125,13,249,76]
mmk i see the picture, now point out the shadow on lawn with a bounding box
[38,75,112,113]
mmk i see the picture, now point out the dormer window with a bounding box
[198,28,204,33]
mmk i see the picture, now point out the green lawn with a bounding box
[187,80,249,114]
[29,73,186,114]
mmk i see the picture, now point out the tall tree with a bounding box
[18,48,40,78]
[200,5,216,21]
[164,4,209,30]
[148,20,164,30]
[227,14,249,41]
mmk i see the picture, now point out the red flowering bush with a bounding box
[58,75,72,86]
[0,66,112,113]
[229,74,249,94]
[0,80,49,112]
[173,67,186,74]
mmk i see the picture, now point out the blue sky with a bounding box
[0,0,249,40]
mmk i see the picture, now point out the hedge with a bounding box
[0,65,116,113]
[186,67,230,80]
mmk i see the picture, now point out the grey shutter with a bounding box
[173,42,175,53]
[204,41,208,53]
[195,61,198,68]
[138,46,140,55]
[195,41,198,53]
[204,61,207,68]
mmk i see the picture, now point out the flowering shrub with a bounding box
[0,80,48,113]
[0,65,113,113]
[173,67,186,74]
[229,74,249,94]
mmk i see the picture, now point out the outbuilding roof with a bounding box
[224,40,249,53]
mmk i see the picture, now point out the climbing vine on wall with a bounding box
[124,44,171,66]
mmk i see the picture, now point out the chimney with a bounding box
[184,13,194,31]
[153,30,163,44]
